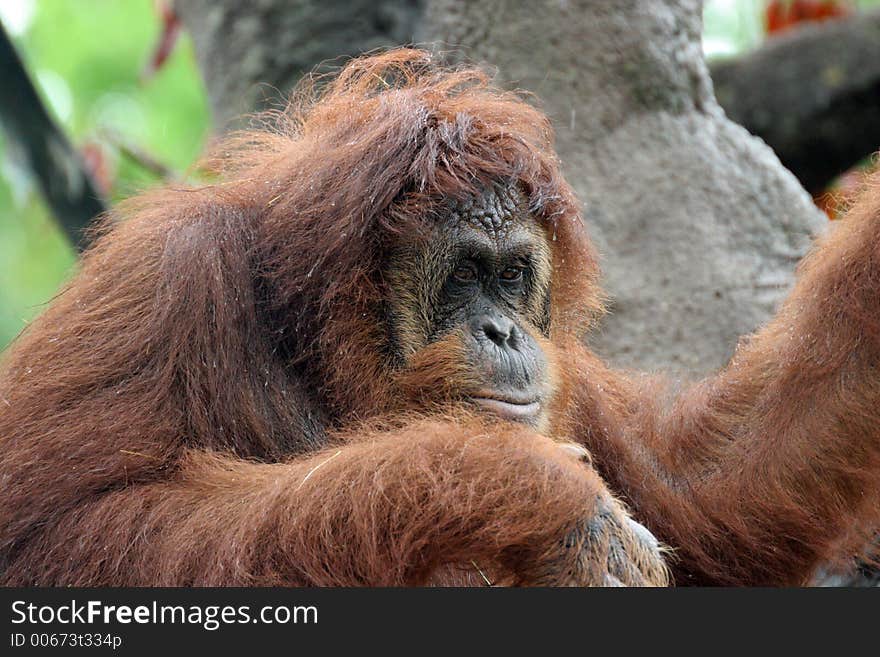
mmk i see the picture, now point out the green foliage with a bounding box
[0,156,75,347]
[0,0,209,349]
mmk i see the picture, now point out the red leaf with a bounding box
[140,0,181,82]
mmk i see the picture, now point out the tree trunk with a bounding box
[177,0,424,129]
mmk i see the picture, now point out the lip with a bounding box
[470,393,541,422]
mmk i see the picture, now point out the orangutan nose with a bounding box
[473,313,516,349]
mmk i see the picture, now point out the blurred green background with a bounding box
[1,0,879,350]
[0,0,208,349]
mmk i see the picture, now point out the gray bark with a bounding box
[712,8,880,195]
[177,0,424,129]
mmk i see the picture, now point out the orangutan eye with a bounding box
[452,262,478,283]
[499,266,524,283]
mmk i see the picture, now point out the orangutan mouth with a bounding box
[470,393,541,422]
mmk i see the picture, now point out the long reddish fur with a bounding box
[563,179,880,584]
[0,49,878,586]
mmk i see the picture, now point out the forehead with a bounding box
[449,186,522,236]
[439,185,548,255]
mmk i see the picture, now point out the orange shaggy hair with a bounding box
[1,49,879,586]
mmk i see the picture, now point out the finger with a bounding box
[557,442,593,465]
[603,573,626,587]
[607,535,648,587]
[622,518,670,587]
[626,517,660,551]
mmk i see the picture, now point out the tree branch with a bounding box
[0,21,106,250]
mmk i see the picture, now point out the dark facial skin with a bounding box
[386,186,554,427]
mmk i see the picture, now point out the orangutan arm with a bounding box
[2,417,665,587]
[571,178,880,585]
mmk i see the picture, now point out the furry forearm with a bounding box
[572,185,880,584]
[1,420,602,586]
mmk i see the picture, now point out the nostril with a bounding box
[484,324,507,346]
[479,315,514,347]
